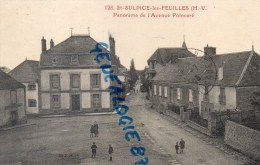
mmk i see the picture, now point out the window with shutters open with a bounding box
[91,74,101,88]
[50,74,60,89]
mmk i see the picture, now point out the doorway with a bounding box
[71,95,80,111]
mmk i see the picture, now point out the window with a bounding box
[189,89,193,102]
[91,74,101,88]
[219,87,226,105]
[92,94,101,108]
[10,90,17,104]
[50,74,60,89]
[177,88,181,100]
[51,95,60,108]
[71,74,80,88]
[218,67,223,80]
[204,86,209,101]
[28,83,36,90]
[71,55,79,65]
[52,57,57,64]
[164,86,168,97]
[159,86,162,96]
[28,99,37,107]
[153,85,157,95]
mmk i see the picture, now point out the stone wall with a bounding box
[225,120,260,161]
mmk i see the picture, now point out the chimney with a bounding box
[109,35,115,56]
[50,39,54,48]
[204,44,216,56]
[41,37,46,52]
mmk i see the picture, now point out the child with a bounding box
[91,142,97,158]
[175,142,179,154]
[108,144,114,161]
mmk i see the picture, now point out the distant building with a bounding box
[117,64,128,83]
[149,43,260,119]
[39,34,121,114]
[0,71,26,126]
[146,41,195,98]
[9,60,40,114]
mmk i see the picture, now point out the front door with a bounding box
[11,111,17,125]
[71,95,80,111]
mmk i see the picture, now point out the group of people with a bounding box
[90,121,99,137]
[91,143,114,161]
[90,121,114,161]
[175,138,185,154]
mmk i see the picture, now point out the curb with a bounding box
[39,111,117,118]
[0,123,36,131]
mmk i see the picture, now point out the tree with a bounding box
[250,91,260,110]
[129,59,138,89]
[0,66,11,73]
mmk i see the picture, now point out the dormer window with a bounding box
[28,83,36,90]
[218,67,223,80]
[71,55,79,65]
[52,57,57,64]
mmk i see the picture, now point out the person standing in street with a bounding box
[108,144,114,161]
[175,142,179,154]
[179,138,185,154]
[91,142,97,158]
[90,125,94,138]
[93,121,99,137]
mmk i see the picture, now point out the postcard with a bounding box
[0,0,259,165]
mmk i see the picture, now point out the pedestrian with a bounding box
[91,142,97,158]
[108,144,114,161]
[179,138,185,154]
[90,125,94,138]
[93,121,99,137]
[175,142,179,154]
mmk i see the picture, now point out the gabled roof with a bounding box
[152,50,260,87]
[236,51,260,86]
[9,60,39,83]
[148,46,195,65]
[119,64,127,69]
[40,35,115,67]
[0,70,25,90]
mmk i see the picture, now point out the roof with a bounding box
[9,60,39,83]
[148,44,195,65]
[0,70,25,90]
[40,35,116,67]
[119,64,127,69]
[152,50,260,87]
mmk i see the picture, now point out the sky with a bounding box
[0,0,260,70]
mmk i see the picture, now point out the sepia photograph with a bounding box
[0,0,259,165]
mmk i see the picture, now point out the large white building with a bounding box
[39,35,120,114]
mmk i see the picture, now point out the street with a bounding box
[0,92,254,165]
[126,92,253,165]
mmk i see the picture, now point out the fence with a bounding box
[215,110,260,135]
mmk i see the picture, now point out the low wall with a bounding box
[225,120,260,161]
[187,120,212,136]
[165,110,181,121]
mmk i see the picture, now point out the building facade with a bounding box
[0,71,26,126]
[39,35,120,114]
[146,41,195,98]
[9,60,40,114]
[149,43,260,119]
